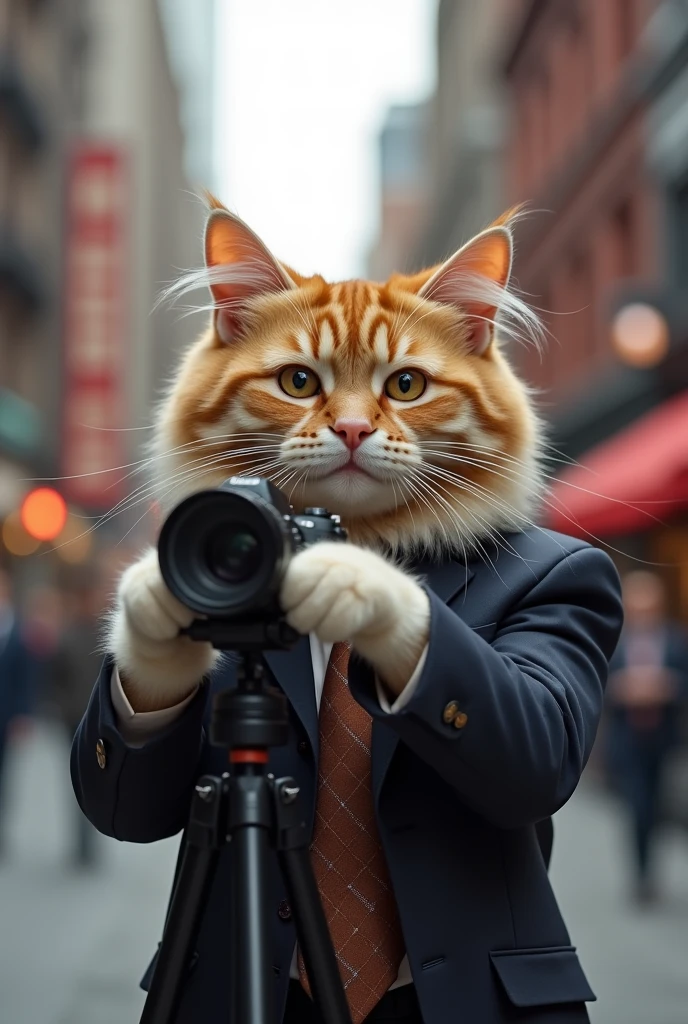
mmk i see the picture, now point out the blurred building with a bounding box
[502,0,663,443]
[159,0,217,191]
[0,0,87,515]
[1,0,207,574]
[501,0,688,612]
[369,0,509,278]
[76,0,204,457]
[368,0,688,613]
[409,0,510,270]
[367,102,430,279]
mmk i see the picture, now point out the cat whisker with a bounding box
[413,466,536,579]
[410,469,507,581]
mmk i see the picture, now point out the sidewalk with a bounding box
[0,721,178,1024]
[0,722,687,1023]
[550,778,688,1024]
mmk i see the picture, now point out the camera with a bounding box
[157,476,346,619]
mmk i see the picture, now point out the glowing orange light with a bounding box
[20,488,68,541]
[2,511,40,556]
[54,512,93,564]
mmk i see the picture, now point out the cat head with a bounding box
[155,199,544,556]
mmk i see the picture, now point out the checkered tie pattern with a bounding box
[298,642,405,1023]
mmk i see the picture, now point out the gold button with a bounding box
[96,739,107,769]
[442,701,460,724]
[453,712,468,729]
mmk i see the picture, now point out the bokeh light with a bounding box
[611,303,670,368]
[20,487,68,541]
[2,510,41,556]
[54,512,94,564]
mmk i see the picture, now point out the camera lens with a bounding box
[205,527,261,584]
[157,480,294,617]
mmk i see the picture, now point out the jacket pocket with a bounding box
[490,945,596,1007]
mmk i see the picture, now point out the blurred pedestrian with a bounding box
[51,564,109,869]
[606,570,688,904]
[0,568,34,857]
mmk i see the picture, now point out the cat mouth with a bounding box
[328,459,375,479]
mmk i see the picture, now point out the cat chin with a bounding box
[295,471,399,517]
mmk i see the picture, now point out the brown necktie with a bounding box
[298,642,405,1023]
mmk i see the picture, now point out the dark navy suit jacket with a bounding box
[71,529,623,1024]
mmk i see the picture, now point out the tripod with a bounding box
[139,617,352,1024]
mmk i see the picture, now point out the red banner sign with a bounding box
[62,144,128,509]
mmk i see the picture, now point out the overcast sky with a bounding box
[215,0,437,280]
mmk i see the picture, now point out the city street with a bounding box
[1,720,687,1024]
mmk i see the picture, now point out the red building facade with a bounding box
[504,0,661,404]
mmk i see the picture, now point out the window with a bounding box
[616,0,634,62]
[674,177,688,287]
[612,199,636,278]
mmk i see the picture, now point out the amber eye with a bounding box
[278,366,321,399]
[384,369,427,402]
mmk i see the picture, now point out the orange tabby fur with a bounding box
[154,199,544,557]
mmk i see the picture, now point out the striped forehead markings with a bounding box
[372,322,389,361]
[318,317,336,360]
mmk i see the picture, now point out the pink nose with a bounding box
[332,418,374,451]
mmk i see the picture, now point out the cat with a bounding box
[109,198,546,710]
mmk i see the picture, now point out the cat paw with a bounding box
[280,543,430,689]
[109,549,218,709]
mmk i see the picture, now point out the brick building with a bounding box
[0,0,87,515]
[367,102,429,280]
[1,0,206,572]
[503,0,688,607]
[503,0,667,449]
[369,0,688,609]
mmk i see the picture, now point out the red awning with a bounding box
[545,390,688,538]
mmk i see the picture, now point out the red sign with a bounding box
[62,144,128,509]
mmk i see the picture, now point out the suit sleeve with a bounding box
[349,547,623,829]
[70,655,208,843]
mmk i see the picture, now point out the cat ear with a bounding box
[417,227,513,355]
[204,210,296,343]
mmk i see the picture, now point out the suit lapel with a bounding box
[372,557,475,802]
[264,635,319,757]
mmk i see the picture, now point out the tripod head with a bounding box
[180,616,299,751]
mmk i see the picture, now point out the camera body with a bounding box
[158,476,345,621]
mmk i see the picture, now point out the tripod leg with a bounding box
[228,770,274,1024]
[140,776,228,1024]
[274,779,352,1024]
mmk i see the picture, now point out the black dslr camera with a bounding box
[157,476,345,622]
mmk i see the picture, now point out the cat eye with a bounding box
[278,366,321,399]
[384,369,427,402]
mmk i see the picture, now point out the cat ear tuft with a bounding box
[204,211,296,343]
[418,227,513,355]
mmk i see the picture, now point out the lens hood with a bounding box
[158,482,292,617]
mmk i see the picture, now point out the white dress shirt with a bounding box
[111,636,427,991]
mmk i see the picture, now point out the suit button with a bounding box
[277,900,292,921]
[442,701,460,724]
[453,711,468,729]
[96,739,107,769]
[297,739,309,757]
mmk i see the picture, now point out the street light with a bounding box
[20,487,68,541]
[611,302,670,368]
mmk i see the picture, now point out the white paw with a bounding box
[109,549,217,706]
[119,549,195,642]
[279,542,425,646]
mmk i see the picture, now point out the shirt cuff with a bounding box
[110,666,199,748]
[375,644,428,714]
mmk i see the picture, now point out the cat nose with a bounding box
[331,419,375,451]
